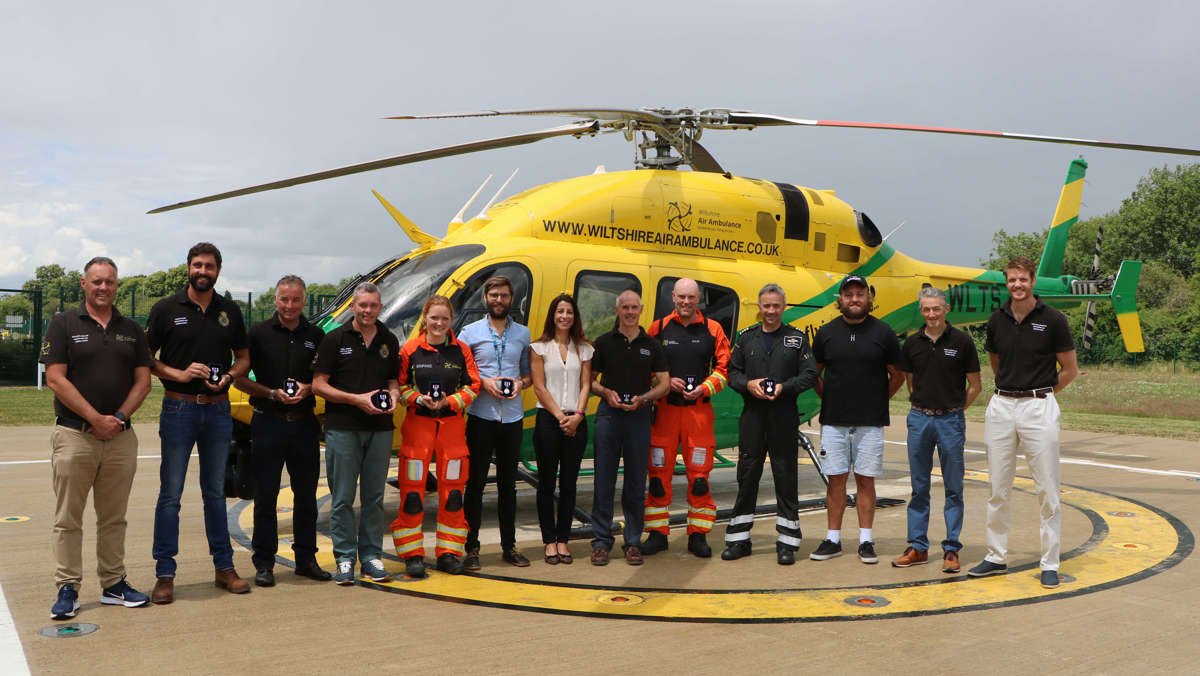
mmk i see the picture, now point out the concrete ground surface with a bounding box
[1,417,1197,674]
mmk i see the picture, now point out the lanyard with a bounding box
[488,320,509,371]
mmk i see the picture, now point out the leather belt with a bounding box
[56,416,131,431]
[253,408,314,423]
[995,387,1054,399]
[911,406,962,416]
[414,407,456,419]
[164,391,229,404]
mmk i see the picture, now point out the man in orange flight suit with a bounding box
[641,278,731,558]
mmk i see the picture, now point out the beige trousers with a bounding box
[51,425,138,590]
[983,393,1062,571]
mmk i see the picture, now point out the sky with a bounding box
[3,1,1199,296]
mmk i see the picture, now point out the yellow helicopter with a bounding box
[150,107,1200,484]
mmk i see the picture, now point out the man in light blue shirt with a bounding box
[459,276,532,570]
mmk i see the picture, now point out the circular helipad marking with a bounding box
[597,593,644,606]
[2,515,30,523]
[38,623,99,638]
[844,595,889,608]
[228,470,1193,623]
[1107,511,1135,518]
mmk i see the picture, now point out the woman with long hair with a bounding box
[391,295,481,578]
[529,294,593,564]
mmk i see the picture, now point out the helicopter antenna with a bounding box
[882,220,907,242]
[475,168,519,220]
[451,174,492,224]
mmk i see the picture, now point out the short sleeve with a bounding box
[964,334,981,373]
[983,315,997,354]
[650,339,669,372]
[812,327,826,363]
[145,301,165,353]
[883,324,901,365]
[385,329,400,374]
[1052,311,1075,353]
[896,338,913,373]
[40,314,69,365]
[313,330,339,375]
[133,322,154,368]
[591,337,607,374]
[578,342,594,362]
[227,303,248,351]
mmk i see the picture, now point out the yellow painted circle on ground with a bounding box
[230,473,1191,623]
[1,515,31,523]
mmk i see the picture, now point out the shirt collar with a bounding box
[918,321,955,342]
[269,312,309,331]
[999,297,1046,321]
[74,303,123,321]
[665,309,704,327]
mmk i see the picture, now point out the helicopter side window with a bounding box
[773,182,810,241]
[652,277,739,339]
[573,270,641,341]
[451,262,533,333]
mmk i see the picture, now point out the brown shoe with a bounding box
[590,547,610,566]
[942,551,961,574]
[214,568,251,594]
[151,577,174,605]
[623,545,644,566]
[502,548,531,567]
[891,546,929,568]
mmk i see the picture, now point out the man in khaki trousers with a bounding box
[42,256,154,619]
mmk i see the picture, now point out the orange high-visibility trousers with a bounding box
[390,413,470,559]
[644,402,717,535]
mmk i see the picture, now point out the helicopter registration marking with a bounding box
[230,473,1190,623]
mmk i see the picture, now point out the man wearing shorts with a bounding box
[810,275,904,564]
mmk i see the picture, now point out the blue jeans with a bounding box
[590,403,651,551]
[905,409,966,552]
[153,398,234,577]
[324,428,393,565]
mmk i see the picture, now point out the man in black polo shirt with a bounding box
[810,275,904,564]
[312,282,400,586]
[42,257,154,619]
[968,257,1077,589]
[234,275,331,586]
[892,287,981,573]
[587,289,670,566]
[146,242,251,603]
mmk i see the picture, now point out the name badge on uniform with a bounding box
[304,340,316,350]
[943,348,958,357]
[639,348,651,356]
[71,334,89,344]
[339,347,353,355]
[1031,323,1047,332]
[173,317,188,326]
[783,335,801,349]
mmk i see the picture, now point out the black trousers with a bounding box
[532,409,587,543]
[725,407,802,550]
[465,415,523,551]
[250,413,321,569]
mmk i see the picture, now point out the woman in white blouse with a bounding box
[529,294,593,564]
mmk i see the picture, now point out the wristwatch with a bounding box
[268,389,277,402]
[113,411,128,423]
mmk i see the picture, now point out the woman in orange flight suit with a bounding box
[391,296,481,578]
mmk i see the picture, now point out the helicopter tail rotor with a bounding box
[1082,222,1105,350]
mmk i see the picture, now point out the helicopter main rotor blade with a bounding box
[724,112,1200,156]
[689,139,724,174]
[148,121,599,214]
[388,108,669,124]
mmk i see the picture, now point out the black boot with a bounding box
[643,531,669,555]
[688,532,712,558]
[405,556,426,578]
[721,541,752,560]
[777,543,796,566]
[436,553,464,575]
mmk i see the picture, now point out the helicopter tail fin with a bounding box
[372,190,438,245]
[1036,158,1088,279]
[1110,260,1145,353]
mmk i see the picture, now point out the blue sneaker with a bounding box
[1040,570,1061,589]
[967,560,1008,577]
[334,560,355,586]
[101,579,150,608]
[51,584,79,620]
[361,558,392,583]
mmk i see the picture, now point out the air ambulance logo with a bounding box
[666,201,693,233]
[379,344,389,358]
[218,310,230,327]
[41,339,50,357]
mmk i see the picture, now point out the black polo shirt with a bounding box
[246,313,325,414]
[591,326,669,400]
[313,320,400,431]
[41,305,154,420]
[813,314,900,427]
[146,289,247,395]
[985,298,1074,391]
[898,323,980,410]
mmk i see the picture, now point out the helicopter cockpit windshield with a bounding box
[329,244,485,337]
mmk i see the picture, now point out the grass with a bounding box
[889,362,1200,441]
[0,382,166,426]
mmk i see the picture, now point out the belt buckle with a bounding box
[194,393,212,404]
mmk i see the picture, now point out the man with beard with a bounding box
[459,276,533,569]
[809,275,904,565]
[43,257,154,619]
[146,242,250,602]
[641,278,730,559]
[968,257,1077,589]
[234,275,332,586]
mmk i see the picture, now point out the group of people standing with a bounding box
[43,242,1077,621]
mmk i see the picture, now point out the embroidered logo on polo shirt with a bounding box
[41,340,50,356]
[783,336,801,348]
[379,344,390,358]
[304,340,316,350]
[943,348,959,357]
[639,348,651,356]
[1031,323,1047,332]
[218,311,230,327]
[71,334,89,343]
[339,347,353,355]
[173,317,188,326]
[116,334,137,343]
